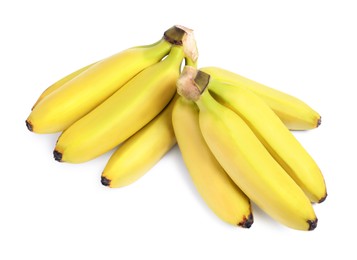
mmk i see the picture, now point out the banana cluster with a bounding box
[26,25,326,231]
[175,66,326,231]
[26,25,195,186]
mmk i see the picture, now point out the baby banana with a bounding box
[54,45,185,163]
[172,96,253,227]
[200,66,321,130]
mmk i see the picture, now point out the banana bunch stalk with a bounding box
[174,66,327,231]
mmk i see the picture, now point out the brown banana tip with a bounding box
[26,120,33,132]
[101,176,111,186]
[238,213,254,228]
[317,116,322,127]
[53,150,63,162]
[307,218,318,231]
[318,193,327,203]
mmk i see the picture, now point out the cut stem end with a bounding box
[164,25,198,63]
[194,70,210,93]
[163,26,186,46]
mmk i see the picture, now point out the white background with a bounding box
[1,0,356,259]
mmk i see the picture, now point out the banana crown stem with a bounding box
[164,26,186,45]
[194,70,210,92]
[176,66,210,101]
[164,25,198,63]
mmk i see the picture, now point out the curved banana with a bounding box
[208,79,327,203]
[26,26,186,133]
[200,66,321,130]
[101,95,178,188]
[54,45,185,163]
[31,62,96,110]
[172,97,253,227]
[177,67,317,231]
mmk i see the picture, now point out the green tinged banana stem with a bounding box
[184,57,197,68]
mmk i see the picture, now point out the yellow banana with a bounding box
[31,62,96,110]
[54,45,185,163]
[172,96,253,227]
[26,26,187,133]
[208,79,327,203]
[101,95,178,188]
[200,66,321,130]
[177,67,317,231]
[100,47,198,188]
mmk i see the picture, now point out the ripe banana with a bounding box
[208,80,327,203]
[172,96,253,227]
[200,66,321,130]
[101,95,178,188]
[54,45,185,163]
[31,62,96,110]
[177,67,317,231]
[26,26,188,133]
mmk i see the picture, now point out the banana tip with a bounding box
[238,213,254,228]
[317,116,322,127]
[318,193,327,203]
[101,176,111,187]
[26,120,33,132]
[307,218,318,231]
[53,150,63,162]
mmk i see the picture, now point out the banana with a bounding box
[101,95,178,188]
[208,79,327,203]
[172,96,253,227]
[54,45,185,163]
[31,62,96,110]
[176,67,317,231]
[26,25,188,133]
[200,66,321,130]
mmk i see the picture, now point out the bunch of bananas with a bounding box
[26,25,197,187]
[26,25,326,231]
[174,66,326,231]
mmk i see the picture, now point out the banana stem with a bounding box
[184,57,197,68]
[164,26,186,45]
[194,70,210,93]
[176,66,210,101]
[164,25,198,64]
